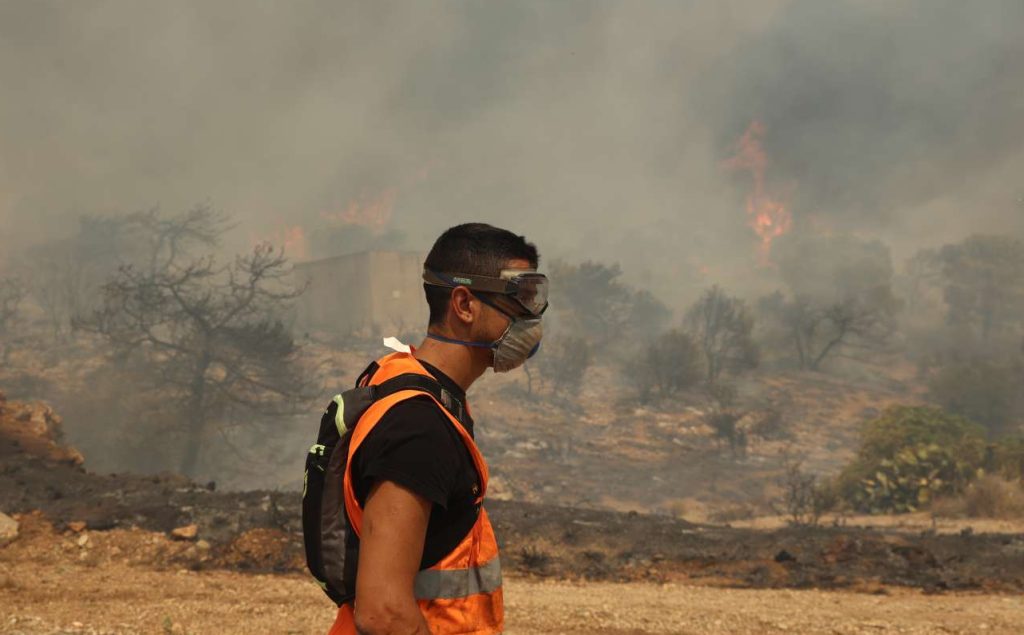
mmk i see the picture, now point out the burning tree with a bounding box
[83,208,313,476]
[684,285,759,384]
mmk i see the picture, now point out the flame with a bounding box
[251,225,309,260]
[252,176,419,262]
[321,188,397,231]
[723,121,792,261]
[281,225,309,260]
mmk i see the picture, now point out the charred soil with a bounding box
[2,391,1023,593]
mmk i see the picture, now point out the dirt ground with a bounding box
[3,388,1024,634]
[1,514,1022,635]
[3,557,1022,635]
[5,401,1024,595]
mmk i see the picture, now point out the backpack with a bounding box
[302,360,468,605]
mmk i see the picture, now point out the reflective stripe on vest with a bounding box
[414,556,502,601]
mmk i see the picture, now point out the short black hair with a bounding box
[424,223,539,326]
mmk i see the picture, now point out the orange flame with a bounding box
[251,225,309,260]
[321,188,397,232]
[724,121,793,261]
[281,225,309,260]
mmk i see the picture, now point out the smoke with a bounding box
[1,0,1021,307]
[701,0,1024,250]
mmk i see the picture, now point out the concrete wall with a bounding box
[293,251,426,338]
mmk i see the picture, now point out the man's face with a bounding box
[470,258,535,344]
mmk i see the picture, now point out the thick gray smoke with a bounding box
[1,0,1021,307]
[701,0,1024,249]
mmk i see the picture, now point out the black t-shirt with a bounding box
[349,360,480,569]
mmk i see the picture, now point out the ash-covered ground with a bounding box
[3,390,1023,593]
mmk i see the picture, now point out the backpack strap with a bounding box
[355,361,380,388]
[362,373,468,428]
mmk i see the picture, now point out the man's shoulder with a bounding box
[365,395,462,447]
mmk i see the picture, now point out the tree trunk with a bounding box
[180,354,211,476]
[705,341,719,384]
[794,329,808,370]
[811,334,844,370]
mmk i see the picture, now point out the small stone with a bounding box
[196,539,211,551]
[76,534,90,547]
[68,521,87,533]
[171,524,198,541]
[0,512,18,546]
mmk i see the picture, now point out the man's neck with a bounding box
[413,335,488,393]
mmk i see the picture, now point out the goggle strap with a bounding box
[423,270,514,295]
[473,292,518,320]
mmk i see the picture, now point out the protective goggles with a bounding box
[423,268,549,317]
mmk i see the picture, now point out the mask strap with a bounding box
[426,332,498,350]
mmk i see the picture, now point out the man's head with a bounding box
[424,223,540,324]
[422,223,543,373]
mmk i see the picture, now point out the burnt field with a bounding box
[3,395,1023,595]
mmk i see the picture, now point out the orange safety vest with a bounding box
[328,352,504,635]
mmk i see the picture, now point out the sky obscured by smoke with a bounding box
[2,0,1022,307]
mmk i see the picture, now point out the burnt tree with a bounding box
[86,213,310,476]
[685,285,759,384]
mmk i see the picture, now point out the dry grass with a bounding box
[708,501,759,524]
[932,476,1024,519]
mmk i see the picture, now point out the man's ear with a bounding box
[450,286,476,325]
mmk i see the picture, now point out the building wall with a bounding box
[293,251,426,337]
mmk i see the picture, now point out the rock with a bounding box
[76,534,90,547]
[196,539,211,551]
[171,524,199,541]
[0,398,84,465]
[68,521,87,533]
[0,512,18,546]
[774,549,796,563]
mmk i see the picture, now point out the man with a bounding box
[328,223,547,635]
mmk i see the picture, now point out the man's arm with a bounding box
[353,480,432,635]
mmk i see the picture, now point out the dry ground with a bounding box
[2,515,1023,635]
[2,565,1022,635]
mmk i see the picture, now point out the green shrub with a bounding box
[623,329,703,402]
[992,437,1024,480]
[852,444,977,513]
[837,406,986,513]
